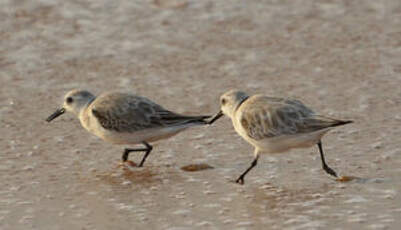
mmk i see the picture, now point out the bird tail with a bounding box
[186,115,211,125]
[161,113,211,126]
[310,115,353,130]
[329,119,353,127]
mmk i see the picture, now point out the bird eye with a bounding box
[66,97,73,104]
[221,98,227,105]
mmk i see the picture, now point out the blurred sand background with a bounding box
[1,0,401,229]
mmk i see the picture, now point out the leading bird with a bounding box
[46,90,210,167]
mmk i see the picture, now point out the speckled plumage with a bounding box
[237,95,344,140]
[211,89,352,184]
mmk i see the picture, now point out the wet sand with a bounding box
[1,0,401,229]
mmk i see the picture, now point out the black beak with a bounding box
[46,108,66,122]
[207,110,224,125]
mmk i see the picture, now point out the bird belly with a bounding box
[247,128,332,153]
[86,122,188,145]
[98,128,185,144]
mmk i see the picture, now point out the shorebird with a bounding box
[46,90,210,167]
[208,90,352,184]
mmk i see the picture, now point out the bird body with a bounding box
[208,90,352,184]
[46,90,209,166]
[230,94,349,154]
[79,92,207,144]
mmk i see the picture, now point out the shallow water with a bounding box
[1,0,401,229]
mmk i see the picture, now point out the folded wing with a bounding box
[240,96,349,140]
[91,93,209,132]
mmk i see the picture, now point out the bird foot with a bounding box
[323,165,338,178]
[234,177,245,185]
[118,160,138,169]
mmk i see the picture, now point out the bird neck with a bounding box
[234,95,249,113]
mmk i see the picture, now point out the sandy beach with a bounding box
[1,0,401,229]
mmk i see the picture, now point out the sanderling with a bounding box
[46,89,210,167]
[208,89,352,184]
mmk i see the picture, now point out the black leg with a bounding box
[138,142,153,167]
[235,155,259,185]
[122,141,153,167]
[317,141,338,177]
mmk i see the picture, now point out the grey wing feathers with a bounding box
[241,97,350,140]
[91,93,210,132]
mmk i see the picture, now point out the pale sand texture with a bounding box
[1,0,401,229]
